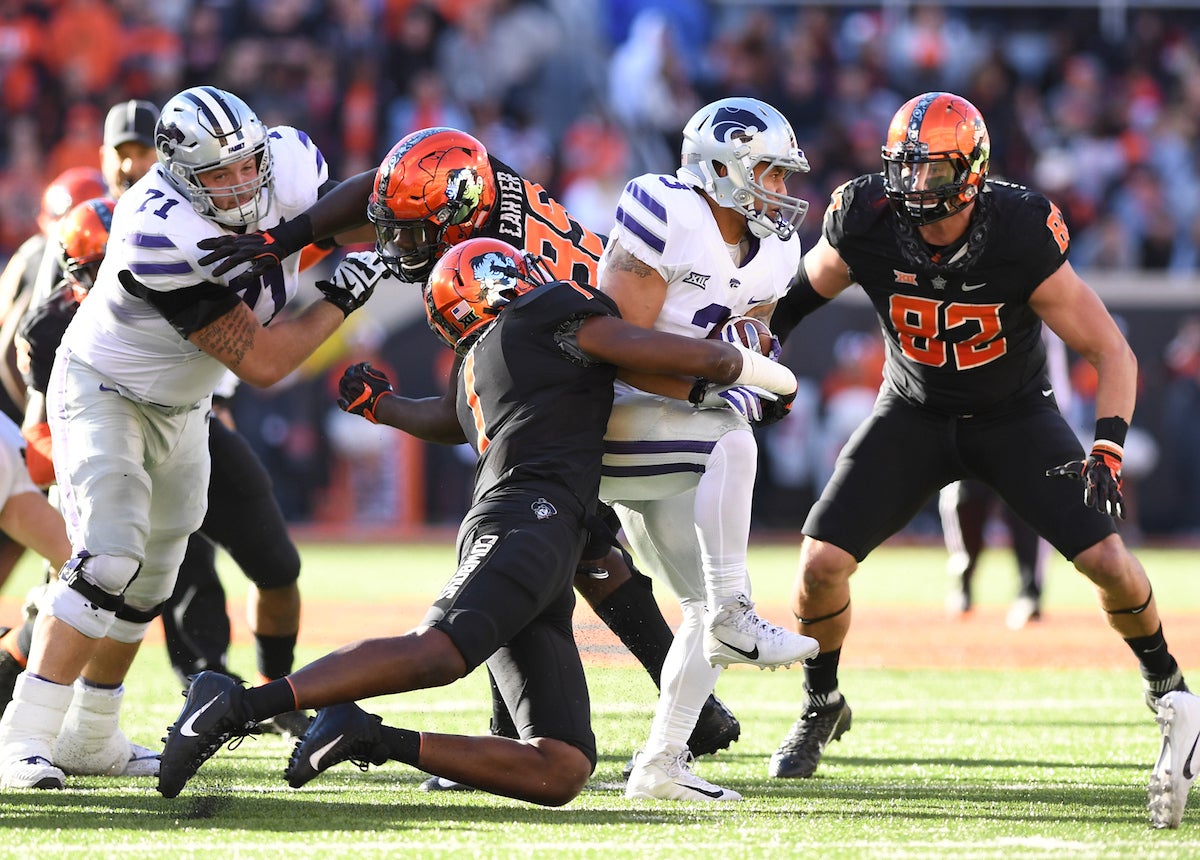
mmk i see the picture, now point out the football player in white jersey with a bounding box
[597,97,818,800]
[0,86,387,790]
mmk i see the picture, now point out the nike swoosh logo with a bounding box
[676,782,727,798]
[98,383,119,393]
[179,695,222,738]
[962,283,987,291]
[1042,389,1053,397]
[712,638,758,660]
[1183,732,1200,780]
[309,734,345,771]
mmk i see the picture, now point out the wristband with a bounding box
[1094,416,1128,449]
[732,346,797,395]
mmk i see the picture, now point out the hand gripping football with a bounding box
[710,315,776,356]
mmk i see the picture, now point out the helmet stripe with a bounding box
[185,86,242,135]
[906,92,942,142]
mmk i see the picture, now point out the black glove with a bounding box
[1046,442,1124,518]
[337,362,394,423]
[317,251,388,318]
[755,388,796,427]
[197,215,314,277]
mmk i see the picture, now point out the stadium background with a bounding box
[3,0,1200,539]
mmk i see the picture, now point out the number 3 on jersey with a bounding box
[889,296,1006,370]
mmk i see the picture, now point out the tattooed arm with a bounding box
[598,241,668,329]
[596,239,697,399]
[188,299,344,388]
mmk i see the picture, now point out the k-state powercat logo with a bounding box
[711,106,765,142]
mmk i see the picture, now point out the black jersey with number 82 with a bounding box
[826,173,1069,416]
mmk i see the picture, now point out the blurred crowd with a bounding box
[4,0,1200,533]
[5,1,1200,266]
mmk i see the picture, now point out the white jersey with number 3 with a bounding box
[62,126,328,407]
[598,173,801,340]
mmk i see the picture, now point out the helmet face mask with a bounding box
[423,237,545,354]
[882,92,990,227]
[678,97,810,240]
[57,197,116,303]
[369,128,496,282]
[154,86,273,228]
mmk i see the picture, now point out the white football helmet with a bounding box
[678,97,809,240]
[154,86,273,228]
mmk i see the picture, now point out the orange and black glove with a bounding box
[337,362,394,424]
[1046,417,1126,518]
[197,215,315,277]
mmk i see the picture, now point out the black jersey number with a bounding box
[889,295,1006,370]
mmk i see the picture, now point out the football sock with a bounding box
[1124,624,1176,678]
[803,648,842,697]
[591,576,674,688]
[645,602,720,753]
[245,678,299,721]
[379,726,420,765]
[255,632,297,681]
[694,429,758,611]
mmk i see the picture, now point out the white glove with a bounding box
[692,383,778,423]
[316,251,390,317]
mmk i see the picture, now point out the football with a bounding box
[709,315,775,356]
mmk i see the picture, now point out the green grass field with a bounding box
[1,541,1198,859]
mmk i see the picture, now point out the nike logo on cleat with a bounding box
[1183,733,1200,781]
[676,782,727,799]
[309,734,345,771]
[712,638,758,660]
[179,695,222,738]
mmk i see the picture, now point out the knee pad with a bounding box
[46,580,115,640]
[59,553,141,599]
[107,601,165,644]
[47,554,141,640]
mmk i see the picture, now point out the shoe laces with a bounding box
[715,598,781,637]
[662,747,700,779]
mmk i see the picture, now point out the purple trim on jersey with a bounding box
[629,183,668,224]
[129,261,194,275]
[129,232,177,249]
[604,439,716,455]
[615,205,666,254]
[602,463,706,477]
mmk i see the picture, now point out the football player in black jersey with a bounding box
[766,93,1193,802]
[157,237,798,804]
[193,127,742,772]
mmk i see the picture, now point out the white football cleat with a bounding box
[625,746,742,802]
[0,739,64,790]
[1149,690,1200,829]
[704,595,818,669]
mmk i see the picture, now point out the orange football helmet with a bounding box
[38,166,107,236]
[882,92,990,226]
[57,197,115,302]
[368,128,496,282]
[424,237,546,354]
